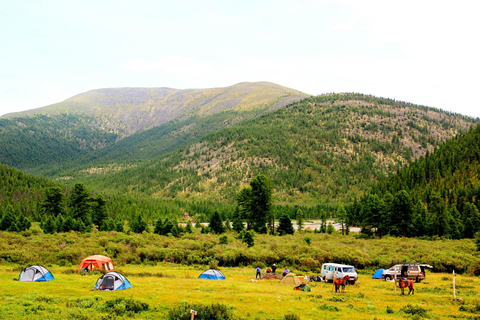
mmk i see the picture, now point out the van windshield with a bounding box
[342,267,355,273]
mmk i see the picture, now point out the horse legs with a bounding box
[342,283,346,292]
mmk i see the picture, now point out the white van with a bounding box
[321,263,358,284]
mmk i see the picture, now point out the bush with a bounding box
[284,314,301,320]
[400,304,429,318]
[168,302,235,320]
[104,297,148,316]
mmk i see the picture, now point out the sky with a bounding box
[1,0,479,118]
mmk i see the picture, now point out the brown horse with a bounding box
[334,275,350,292]
[398,278,414,295]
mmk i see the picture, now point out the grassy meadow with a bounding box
[1,263,480,319]
[1,228,480,319]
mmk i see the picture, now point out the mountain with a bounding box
[0,82,309,174]
[352,123,480,238]
[69,93,478,208]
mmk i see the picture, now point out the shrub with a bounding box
[219,235,228,245]
[318,303,339,312]
[104,297,148,316]
[168,302,235,320]
[400,304,429,318]
[284,314,301,320]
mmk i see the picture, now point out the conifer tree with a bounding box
[209,210,224,234]
[41,187,65,217]
[154,218,164,235]
[0,205,16,231]
[91,194,107,227]
[129,213,147,233]
[68,183,91,222]
[336,205,347,235]
[42,216,57,234]
[296,208,304,233]
[242,230,255,247]
[278,214,294,235]
[185,221,193,233]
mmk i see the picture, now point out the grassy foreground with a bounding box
[1,264,479,319]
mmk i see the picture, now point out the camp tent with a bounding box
[279,273,302,285]
[78,255,114,272]
[94,272,132,291]
[18,265,54,282]
[294,282,311,292]
[372,268,385,279]
[198,269,225,280]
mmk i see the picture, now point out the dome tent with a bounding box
[279,273,302,285]
[198,269,226,280]
[78,255,114,272]
[94,272,132,291]
[18,265,54,282]
[372,268,385,279]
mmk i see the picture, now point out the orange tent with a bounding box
[78,255,114,272]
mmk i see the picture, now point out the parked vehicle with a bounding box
[382,263,433,282]
[321,263,358,284]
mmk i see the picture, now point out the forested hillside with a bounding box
[73,93,477,209]
[351,123,480,239]
[0,114,120,171]
[0,82,308,175]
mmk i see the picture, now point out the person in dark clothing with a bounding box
[272,263,277,274]
[256,267,261,279]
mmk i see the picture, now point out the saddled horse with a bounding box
[334,275,350,292]
[398,278,414,295]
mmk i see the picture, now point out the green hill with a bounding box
[71,93,477,209]
[0,82,308,175]
[352,123,480,238]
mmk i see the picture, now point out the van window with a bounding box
[342,267,354,272]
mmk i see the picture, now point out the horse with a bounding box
[334,275,350,292]
[398,278,414,295]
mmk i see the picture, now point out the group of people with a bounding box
[255,263,290,279]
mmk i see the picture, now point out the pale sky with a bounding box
[1,0,479,118]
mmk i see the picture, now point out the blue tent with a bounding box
[372,268,384,279]
[18,265,54,282]
[198,269,225,280]
[94,272,132,291]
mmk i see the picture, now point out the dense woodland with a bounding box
[350,123,480,239]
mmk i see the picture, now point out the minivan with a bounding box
[382,263,433,282]
[321,263,358,284]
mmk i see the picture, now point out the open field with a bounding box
[1,264,479,319]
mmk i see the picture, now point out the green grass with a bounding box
[1,264,479,319]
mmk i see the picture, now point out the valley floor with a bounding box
[0,264,478,319]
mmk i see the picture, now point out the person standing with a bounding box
[272,263,277,274]
[256,267,261,279]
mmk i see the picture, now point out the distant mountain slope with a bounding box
[0,82,309,174]
[74,93,478,207]
[3,82,309,135]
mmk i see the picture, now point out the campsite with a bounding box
[1,263,480,319]
[1,230,480,319]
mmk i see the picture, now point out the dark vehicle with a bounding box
[382,263,433,282]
